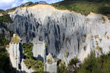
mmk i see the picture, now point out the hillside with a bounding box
[52,1,110,19]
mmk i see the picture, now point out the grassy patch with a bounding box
[11,35,20,43]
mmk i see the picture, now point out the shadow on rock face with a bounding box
[34,55,44,62]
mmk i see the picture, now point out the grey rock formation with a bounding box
[44,53,57,73]
[6,5,110,64]
[32,39,46,62]
[6,34,23,71]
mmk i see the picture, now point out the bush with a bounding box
[78,52,101,73]
[68,57,79,66]
[22,43,33,59]
[24,59,44,71]
[57,61,66,73]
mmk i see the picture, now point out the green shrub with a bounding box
[57,61,66,73]
[99,39,102,42]
[105,31,107,36]
[83,34,86,38]
[47,59,52,64]
[82,40,85,43]
[78,52,101,73]
[96,46,102,51]
[78,52,110,73]
[102,17,105,23]
[94,35,99,39]
[22,43,33,59]
[24,59,44,71]
[96,41,98,45]
[68,57,79,66]
[83,46,86,50]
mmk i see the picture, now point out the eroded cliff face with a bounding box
[6,4,110,64]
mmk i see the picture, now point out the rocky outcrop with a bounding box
[44,53,57,73]
[6,4,110,64]
[6,34,34,73]
[32,39,46,62]
[6,34,23,71]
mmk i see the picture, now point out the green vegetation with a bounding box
[47,59,52,64]
[11,34,20,43]
[105,31,107,35]
[102,17,105,23]
[22,43,44,72]
[83,34,86,38]
[65,51,69,58]
[83,46,86,50]
[99,38,102,42]
[96,46,102,50]
[78,52,110,73]
[96,41,98,45]
[0,34,11,73]
[57,60,66,73]
[58,52,110,73]
[94,35,99,39]
[68,57,79,66]
[0,14,13,23]
[52,1,110,19]
[24,59,44,71]
[82,40,85,43]
[22,43,33,59]
[78,52,100,73]
[107,36,109,39]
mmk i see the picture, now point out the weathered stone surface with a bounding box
[44,53,57,73]
[6,34,23,71]
[32,40,46,62]
[6,5,110,64]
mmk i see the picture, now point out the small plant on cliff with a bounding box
[47,59,52,64]
[102,17,105,23]
[83,46,86,51]
[107,36,109,39]
[105,31,107,36]
[68,57,79,67]
[83,34,86,37]
[99,39,102,43]
[96,41,98,46]
[65,51,69,58]
[96,46,102,51]
[82,40,85,43]
[94,35,99,39]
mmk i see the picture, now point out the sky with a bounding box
[0,0,62,10]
